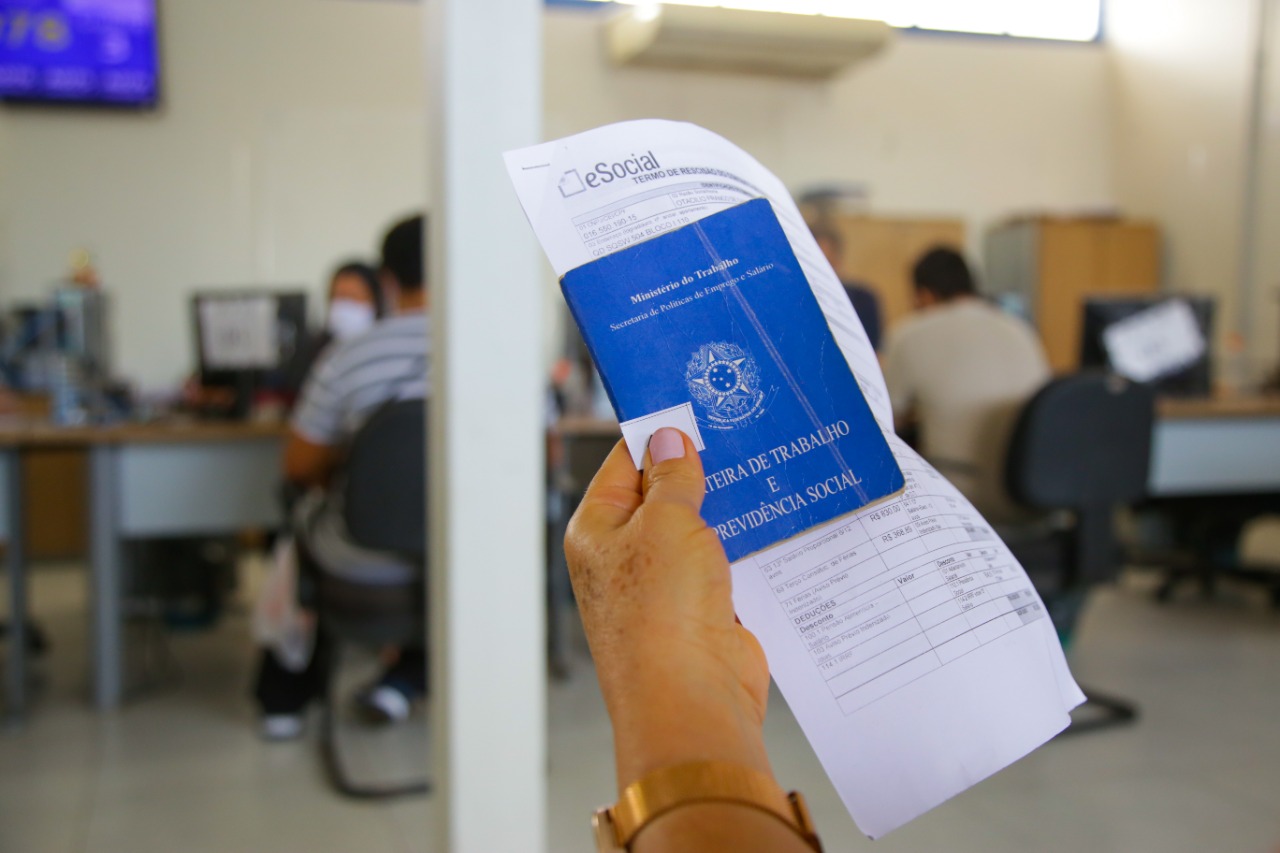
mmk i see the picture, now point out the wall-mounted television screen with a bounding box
[0,0,158,107]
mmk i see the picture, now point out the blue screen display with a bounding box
[0,0,158,106]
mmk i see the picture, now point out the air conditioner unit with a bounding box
[605,5,893,80]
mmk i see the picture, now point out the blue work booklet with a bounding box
[561,198,904,562]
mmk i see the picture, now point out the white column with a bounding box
[426,2,546,852]
[1237,0,1276,353]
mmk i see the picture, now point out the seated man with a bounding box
[883,246,1049,522]
[257,214,429,734]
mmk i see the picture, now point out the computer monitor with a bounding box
[192,290,309,415]
[1080,295,1215,397]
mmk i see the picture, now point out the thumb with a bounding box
[642,428,706,514]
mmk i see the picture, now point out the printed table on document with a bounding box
[761,455,1046,714]
[572,183,747,259]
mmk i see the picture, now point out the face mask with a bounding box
[327,299,376,341]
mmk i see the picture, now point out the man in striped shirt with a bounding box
[257,215,430,736]
[285,214,430,585]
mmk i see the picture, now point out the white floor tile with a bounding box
[2,563,1279,853]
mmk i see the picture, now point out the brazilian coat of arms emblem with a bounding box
[685,341,770,428]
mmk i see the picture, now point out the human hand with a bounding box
[565,428,772,788]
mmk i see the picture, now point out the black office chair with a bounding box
[547,426,618,678]
[1000,372,1156,734]
[0,621,48,654]
[1145,498,1280,605]
[312,398,430,799]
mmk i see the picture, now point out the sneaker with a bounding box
[353,682,413,725]
[260,712,305,741]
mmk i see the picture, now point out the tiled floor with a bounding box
[2,560,1279,853]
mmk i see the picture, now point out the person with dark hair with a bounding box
[285,214,427,494]
[279,260,386,400]
[911,246,977,303]
[883,245,1049,521]
[256,214,430,738]
[811,224,884,351]
[379,214,425,292]
[325,261,386,340]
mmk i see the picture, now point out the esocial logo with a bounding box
[558,169,586,198]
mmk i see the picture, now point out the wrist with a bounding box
[606,668,771,790]
[594,762,823,853]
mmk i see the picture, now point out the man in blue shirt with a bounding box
[812,223,883,351]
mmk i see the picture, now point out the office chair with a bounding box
[1146,499,1280,606]
[0,621,48,655]
[311,398,430,799]
[546,424,618,678]
[1000,372,1156,734]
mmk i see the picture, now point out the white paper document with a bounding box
[1102,298,1206,383]
[506,120,1084,839]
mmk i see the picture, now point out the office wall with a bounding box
[540,9,1115,353]
[544,10,1115,258]
[0,3,1115,387]
[1107,0,1271,371]
[0,113,9,289]
[0,0,427,390]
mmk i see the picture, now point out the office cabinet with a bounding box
[13,395,89,560]
[24,449,89,560]
[985,218,1161,372]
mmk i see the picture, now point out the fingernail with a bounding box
[648,428,685,465]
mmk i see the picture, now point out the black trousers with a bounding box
[251,637,427,715]
[252,635,330,715]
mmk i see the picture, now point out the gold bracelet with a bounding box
[592,760,823,852]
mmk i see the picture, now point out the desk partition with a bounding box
[116,441,282,536]
[1149,397,1280,497]
[1150,418,1280,496]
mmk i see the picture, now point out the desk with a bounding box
[1149,395,1280,496]
[559,397,1280,499]
[546,400,1280,678]
[2,420,286,719]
